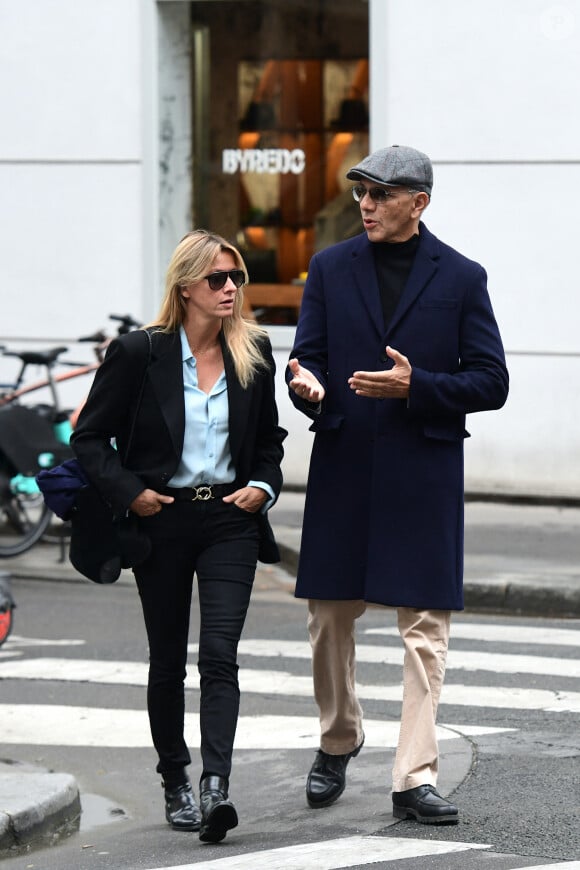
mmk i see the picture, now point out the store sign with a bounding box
[222,148,306,175]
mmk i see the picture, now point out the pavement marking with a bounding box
[366,622,580,648]
[7,635,86,647]
[227,639,580,679]
[516,865,580,870]
[2,658,580,713]
[0,705,512,748]
[145,836,490,870]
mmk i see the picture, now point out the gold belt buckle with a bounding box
[191,485,213,501]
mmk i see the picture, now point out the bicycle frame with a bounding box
[0,314,141,558]
[0,362,99,409]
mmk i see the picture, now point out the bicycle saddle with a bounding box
[3,347,68,366]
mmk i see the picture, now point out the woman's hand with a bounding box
[222,486,268,513]
[130,489,175,517]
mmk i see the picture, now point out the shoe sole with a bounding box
[166,816,201,831]
[393,805,459,825]
[306,781,346,809]
[199,804,238,843]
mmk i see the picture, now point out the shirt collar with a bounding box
[179,325,193,363]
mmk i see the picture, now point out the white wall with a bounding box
[370,0,580,498]
[1,0,578,498]
[0,0,153,342]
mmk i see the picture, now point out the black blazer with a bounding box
[71,328,287,563]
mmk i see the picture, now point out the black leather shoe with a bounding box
[199,775,238,843]
[306,736,364,808]
[392,784,459,824]
[163,781,201,831]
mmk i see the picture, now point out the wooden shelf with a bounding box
[243,282,303,315]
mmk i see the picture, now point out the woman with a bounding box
[71,230,286,843]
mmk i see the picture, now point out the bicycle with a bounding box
[0,314,141,558]
[0,572,15,646]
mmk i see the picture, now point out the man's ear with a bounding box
[413,192,430,217]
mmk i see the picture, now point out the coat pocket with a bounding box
[423,423,470,441]
[419,299,458,309]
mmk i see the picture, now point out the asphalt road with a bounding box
[1,569,579,869]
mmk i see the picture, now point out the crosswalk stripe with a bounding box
[7,633,580,677]
[519,864,580,870]
[228,639,580,678]
[0,705,512,748]
[365,623,580,647]
[5,635,85,647]
[2,658,580,713]
[144,836,490,870]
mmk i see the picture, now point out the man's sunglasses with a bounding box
[204,269,246,291]
[351,184,397,204]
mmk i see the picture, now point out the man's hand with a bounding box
[222,486,268,513]
[288,358,326,403]
[130,489,175,517]
[348,346,412,398]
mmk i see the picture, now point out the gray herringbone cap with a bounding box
[346,144,433,195]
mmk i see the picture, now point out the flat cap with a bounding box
[346,144,433,195]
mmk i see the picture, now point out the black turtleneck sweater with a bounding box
[373,233,419,329]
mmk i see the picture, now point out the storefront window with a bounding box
[192,1,369,324]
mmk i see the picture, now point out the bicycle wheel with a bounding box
[0,462,52,557]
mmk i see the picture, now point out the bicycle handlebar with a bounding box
[109,313,142,334]
[78,330,108,344]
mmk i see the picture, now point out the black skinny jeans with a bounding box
[133,497,260,784]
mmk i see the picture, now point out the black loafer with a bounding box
[199,775,238,843]
[164,781,201,831]
[392,784,459,824]
[306,736,364,808]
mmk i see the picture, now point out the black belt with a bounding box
[163,483,237,502]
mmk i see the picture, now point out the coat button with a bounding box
[379,351,389,362]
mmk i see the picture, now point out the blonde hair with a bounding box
[147,229,269,388]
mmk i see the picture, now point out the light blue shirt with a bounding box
[168,328,275,508]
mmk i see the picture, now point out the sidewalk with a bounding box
[2,493,580,616]
[271,492,580,618]
[1,493,579,855]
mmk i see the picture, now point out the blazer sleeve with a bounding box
[70,334,149,515]
[248,336,287,501]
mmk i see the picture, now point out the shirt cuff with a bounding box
[248,480,276,513]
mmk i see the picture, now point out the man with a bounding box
[287,144,508,824]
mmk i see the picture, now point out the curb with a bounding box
[463,578,580,619]
[0,760,81,856]
[276,542,580,619]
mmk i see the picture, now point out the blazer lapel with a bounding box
[386,222,439,337]
[222,334,249,468]
[148,331,185,460]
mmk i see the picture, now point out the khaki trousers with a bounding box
[307,600,451,792]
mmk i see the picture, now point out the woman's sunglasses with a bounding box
[204,269,246,291]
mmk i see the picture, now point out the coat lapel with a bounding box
[386,222,439,337]
[349,234,384,340]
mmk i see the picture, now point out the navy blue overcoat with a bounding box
[287,224,509,610]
